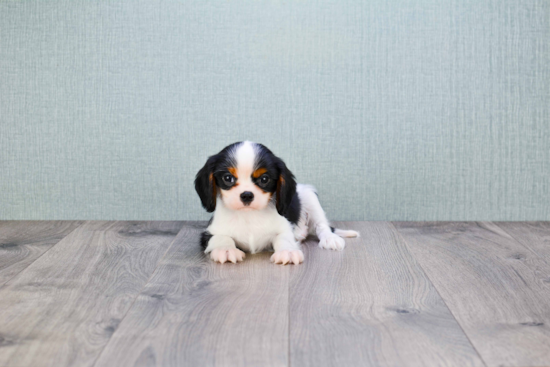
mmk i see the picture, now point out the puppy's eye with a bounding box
[259,175,270,185]
[223,174,235,184]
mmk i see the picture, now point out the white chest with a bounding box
[208,205,291,253]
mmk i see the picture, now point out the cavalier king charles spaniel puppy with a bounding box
[195,141,359,265]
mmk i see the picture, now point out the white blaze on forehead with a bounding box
[219,141,271,211]
[234,141,257,180]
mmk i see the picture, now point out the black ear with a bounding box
[194,155,218,213]
[275,158,297,215]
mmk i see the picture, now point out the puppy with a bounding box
[194,141,359,265]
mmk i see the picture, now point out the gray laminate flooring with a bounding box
[0,221,548,367]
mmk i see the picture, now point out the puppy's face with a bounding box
[195,141,296,214]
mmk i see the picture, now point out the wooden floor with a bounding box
[0,221,549,367]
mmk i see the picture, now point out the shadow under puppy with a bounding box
[195,141,359,265]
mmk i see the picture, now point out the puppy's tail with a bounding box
[331,227,360,238]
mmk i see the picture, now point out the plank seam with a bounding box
[0,220,86,288]
[492,222,550,264]
[89,221,187,367]
[389,222,489,367]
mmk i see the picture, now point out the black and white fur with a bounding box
[195,141,359,265]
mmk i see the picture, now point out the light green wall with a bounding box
[1,0,549,220]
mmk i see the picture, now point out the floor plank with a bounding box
[0,221,84,286]
[0,221,183,367]
[94,222,289,367]
[393,221,550,367]
[289,221,484,367]
[495,222,550,260]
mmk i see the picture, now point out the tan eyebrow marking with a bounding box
[228,167,238,178]
[252,168,267,178]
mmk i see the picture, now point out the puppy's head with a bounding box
[195,141,296,214]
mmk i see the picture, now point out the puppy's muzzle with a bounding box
[240,191,254,205]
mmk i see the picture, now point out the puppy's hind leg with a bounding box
[298,184,359,251]
[332,227,360,238]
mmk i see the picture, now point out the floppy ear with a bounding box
[275,159,297,215]
[194,155,218,213]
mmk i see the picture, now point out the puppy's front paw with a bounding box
[210,247,246,264]
[271,250,304,265]
[319,233,345,251]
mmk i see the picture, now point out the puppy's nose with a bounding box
[240,191,254,205]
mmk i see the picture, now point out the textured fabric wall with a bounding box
[1,1,549,220]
